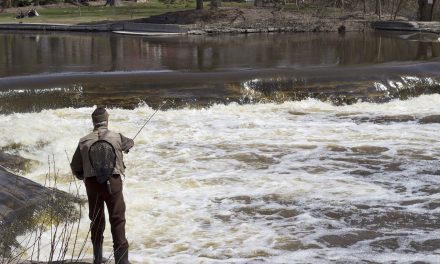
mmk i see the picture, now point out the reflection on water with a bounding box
[1,31,440,113]
[1,31,440,77]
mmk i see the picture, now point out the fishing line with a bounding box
[132,101,167,141]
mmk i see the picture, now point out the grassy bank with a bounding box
[0,1,192,24]
[0,0,249,24]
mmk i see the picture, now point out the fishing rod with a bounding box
[132,101,167,141]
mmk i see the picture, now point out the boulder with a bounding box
[0,165,81,258]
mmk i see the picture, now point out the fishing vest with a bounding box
[78,127,126,178]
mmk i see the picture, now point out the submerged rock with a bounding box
[419,115,440,124]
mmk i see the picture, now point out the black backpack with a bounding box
[88,140,116,184]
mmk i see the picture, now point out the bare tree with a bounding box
[432,0,440,20]
[393,0,404,20]
[196,0,203,9]
[375,0,382,19]
[418,0,440,21]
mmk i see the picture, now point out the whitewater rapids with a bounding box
[1,95,439,263]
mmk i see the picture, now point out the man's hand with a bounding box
[120,134,134,153]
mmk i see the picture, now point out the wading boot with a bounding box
[93,242,103,264]
[93,237,108,264]
[114,246,131,264]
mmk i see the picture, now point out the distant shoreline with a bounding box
[0,19,370,35]
[0,6,377,35]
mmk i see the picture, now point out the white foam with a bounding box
[2,95,440,263]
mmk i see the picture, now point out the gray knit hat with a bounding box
[92,107,109,125]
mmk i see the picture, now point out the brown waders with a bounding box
[85,174,130,264]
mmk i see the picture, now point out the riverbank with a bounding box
[0,1,387,34]
[143,7,373,34]
[0,8,372,34]
[8,7,438,35]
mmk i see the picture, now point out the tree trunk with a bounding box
[254,0,263,7]
[210,0,221,9]
[196,0,203,10]
[105,0,121,7]
[393,0,403,20]
[419,0,436,21]
[34,0,39,6]
[432,0,440,20]
[375,0,382,19]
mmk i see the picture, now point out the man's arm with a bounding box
[120,134,134,153]
[70,145,84,180]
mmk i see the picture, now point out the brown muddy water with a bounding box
[0,31,439,263]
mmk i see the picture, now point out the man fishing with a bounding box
[70,107,133,264]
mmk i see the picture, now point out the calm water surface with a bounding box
[0,31,439,263]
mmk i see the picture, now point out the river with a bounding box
[0,31,439,263]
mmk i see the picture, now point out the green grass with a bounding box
[0,1,252,24]
[0,0,197,24]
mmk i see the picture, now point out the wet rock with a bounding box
[288,111,307,116]
[419,115,440,124]
[354,115,415,124]
[324,211,349,220]
[187,29,206,35]
[420,170,440,176]
[0,151,39,173]
[278,209,299,218]
[233,205,299,219]
[425,201,440,209]
[351,146,389,155]
[333,157,383,166]
[400,199,426,206]
[303,165,329,174]
[214,213,232,222]
[230,195,252,204]
[394,185,407,193]
[226,152,278,169]
[349,210,440,229]
[410,154,437,161]
[0,166,81,257]
[274,239,321,251]
[319,231,382,247]
[327,145,347,152]
[383,163,403,172]
[338,25,346,34]
[349,170,375,176]
[410,239,440,251]
[370,238,400,251]
[245,28,259,33]
[354,204,371,210]
[261,193,294,206]
[418,185,440,195]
